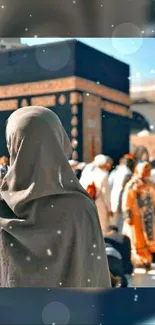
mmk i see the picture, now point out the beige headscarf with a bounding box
[2,106,87,215]
[0,106,110,288]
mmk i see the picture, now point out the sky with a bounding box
[21,38,155,87]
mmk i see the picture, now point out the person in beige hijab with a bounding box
[0,106,111,288]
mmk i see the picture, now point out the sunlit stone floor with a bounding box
[128,264,155,287]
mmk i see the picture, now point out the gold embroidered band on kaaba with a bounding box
[0,76,130,117]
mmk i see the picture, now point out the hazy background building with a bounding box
[130,81,155,154]
[0,38,27,51]
[131,81,155,132]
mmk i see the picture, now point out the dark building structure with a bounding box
[0,39,131,163]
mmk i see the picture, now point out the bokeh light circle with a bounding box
[42,302,70,325]
[112,23,143,55]
[36,41,71,72]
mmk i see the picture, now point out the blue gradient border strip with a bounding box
[0,288,155,325]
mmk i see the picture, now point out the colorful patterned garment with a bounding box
[122,161,155,268]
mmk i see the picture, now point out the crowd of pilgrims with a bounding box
[69,146,155,287]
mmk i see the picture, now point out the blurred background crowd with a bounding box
[68,146,155,287]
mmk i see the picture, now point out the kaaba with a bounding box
[0,39,131,164]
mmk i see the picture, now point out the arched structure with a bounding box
[131,111,150,134]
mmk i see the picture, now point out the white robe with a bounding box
[108,166,119,191]
[80,167,111,234]
[110,165,132,213]
[151,168,155,184]
[110,165,132,233]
